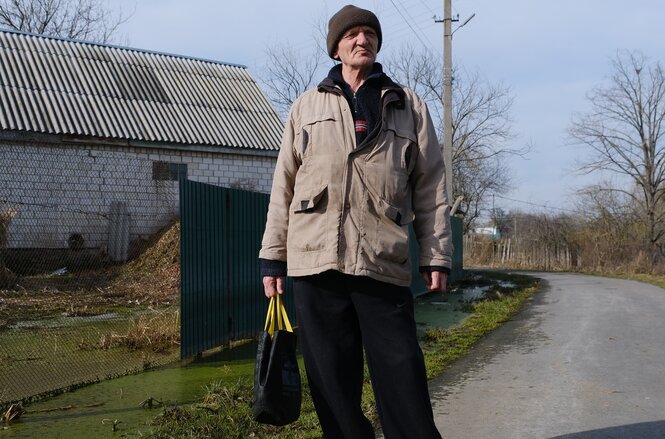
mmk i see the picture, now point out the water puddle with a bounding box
[414,281,507,333]
[461,286,490,302]
[414,291,471,333]
[9,313,122,330]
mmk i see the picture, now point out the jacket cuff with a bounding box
[260,259,287,278]
[419,266,451,275]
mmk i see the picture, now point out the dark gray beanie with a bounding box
[327,5,382,60]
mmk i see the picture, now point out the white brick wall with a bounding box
[0,141,276,249]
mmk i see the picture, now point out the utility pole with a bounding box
[442,0,454,204]
[436,1,474,205]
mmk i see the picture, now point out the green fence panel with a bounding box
[450,215,464,280]
[409,215,464,295]
[180,179,228,358]
[180,180,295,359]
[180,179,463,358]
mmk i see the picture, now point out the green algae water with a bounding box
[414,289,477,336]
[2,343,258,438]
[0,313,177,405]
[2,291,475,438]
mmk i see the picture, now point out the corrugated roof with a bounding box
[0,29,283,151]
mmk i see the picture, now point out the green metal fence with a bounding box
[179,179,463,359]
[408,215,464,295]
[179,179,289,359]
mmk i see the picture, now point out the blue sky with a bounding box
[114,0,665,214]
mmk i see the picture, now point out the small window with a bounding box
[153,161,187,181]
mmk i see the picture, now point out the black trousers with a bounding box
[293,270,442,439]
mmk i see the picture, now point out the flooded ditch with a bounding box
[0,309,178,408]
[1,344,257,438]
[1,284,496,437]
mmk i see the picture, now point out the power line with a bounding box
[415,0,437,16]
[492,194,581,215]
[388,0,432,49]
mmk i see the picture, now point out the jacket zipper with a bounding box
[337,94,355,270]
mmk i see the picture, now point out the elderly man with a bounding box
[259,4,452,438]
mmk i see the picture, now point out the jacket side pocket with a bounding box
[287,184,329,252]
[369,198,412,265]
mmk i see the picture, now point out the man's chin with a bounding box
[354,55,376,65]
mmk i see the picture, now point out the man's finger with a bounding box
[422,272,432,290]
[438,272,448,293]
[263,276,276,298]
[430,271,441,291]
[276,276,284,295]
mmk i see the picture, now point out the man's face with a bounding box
[334,25,378,70]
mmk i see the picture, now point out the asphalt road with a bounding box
[429,272,665,439]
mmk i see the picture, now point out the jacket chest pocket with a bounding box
[293,113,341,192]
[296,113,339,163]
[364,128,416,205]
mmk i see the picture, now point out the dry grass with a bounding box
[80,308,180,354]
[111,221,180,305]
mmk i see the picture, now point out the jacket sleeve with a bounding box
[258,104,301,263]
[409,94,453,269]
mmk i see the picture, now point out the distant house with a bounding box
[0,29,283,258]
[473,226,501,240]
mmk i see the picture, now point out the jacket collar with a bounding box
[318,63,405,109]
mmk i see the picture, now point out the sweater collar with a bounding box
[327,63,384,89]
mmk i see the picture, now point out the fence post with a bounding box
[108,201,130,262]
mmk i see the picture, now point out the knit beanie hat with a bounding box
[327,5,382,60]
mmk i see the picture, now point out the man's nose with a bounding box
[356,31,369,45]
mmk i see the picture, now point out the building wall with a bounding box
[0,140,276,250]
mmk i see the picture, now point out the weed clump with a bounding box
[79,308,180,354]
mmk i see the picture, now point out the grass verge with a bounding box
[586,271,665,290]
[138,271,540,439]
[421,271,539,379]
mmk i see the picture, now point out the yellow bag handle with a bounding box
[264,295,294,337]
[276,294,284,330]
[264,295,276,334]
[277,295,293,332]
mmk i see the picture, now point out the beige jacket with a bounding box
[259,78,452,287]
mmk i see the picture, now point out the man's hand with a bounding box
[422,271,447,293]
[263,276,285,298]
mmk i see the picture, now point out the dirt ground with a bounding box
[0,222,180,329]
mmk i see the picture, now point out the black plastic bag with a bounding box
[252,295,301,426]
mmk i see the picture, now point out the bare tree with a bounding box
[569,51,665,256]
[574,183,641,263]
[258,43,327,119]
[455,155,510,232]
[385,45,521,229]
[259,13,330,119]
[0,0,129,44]
[383,45,442,121]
